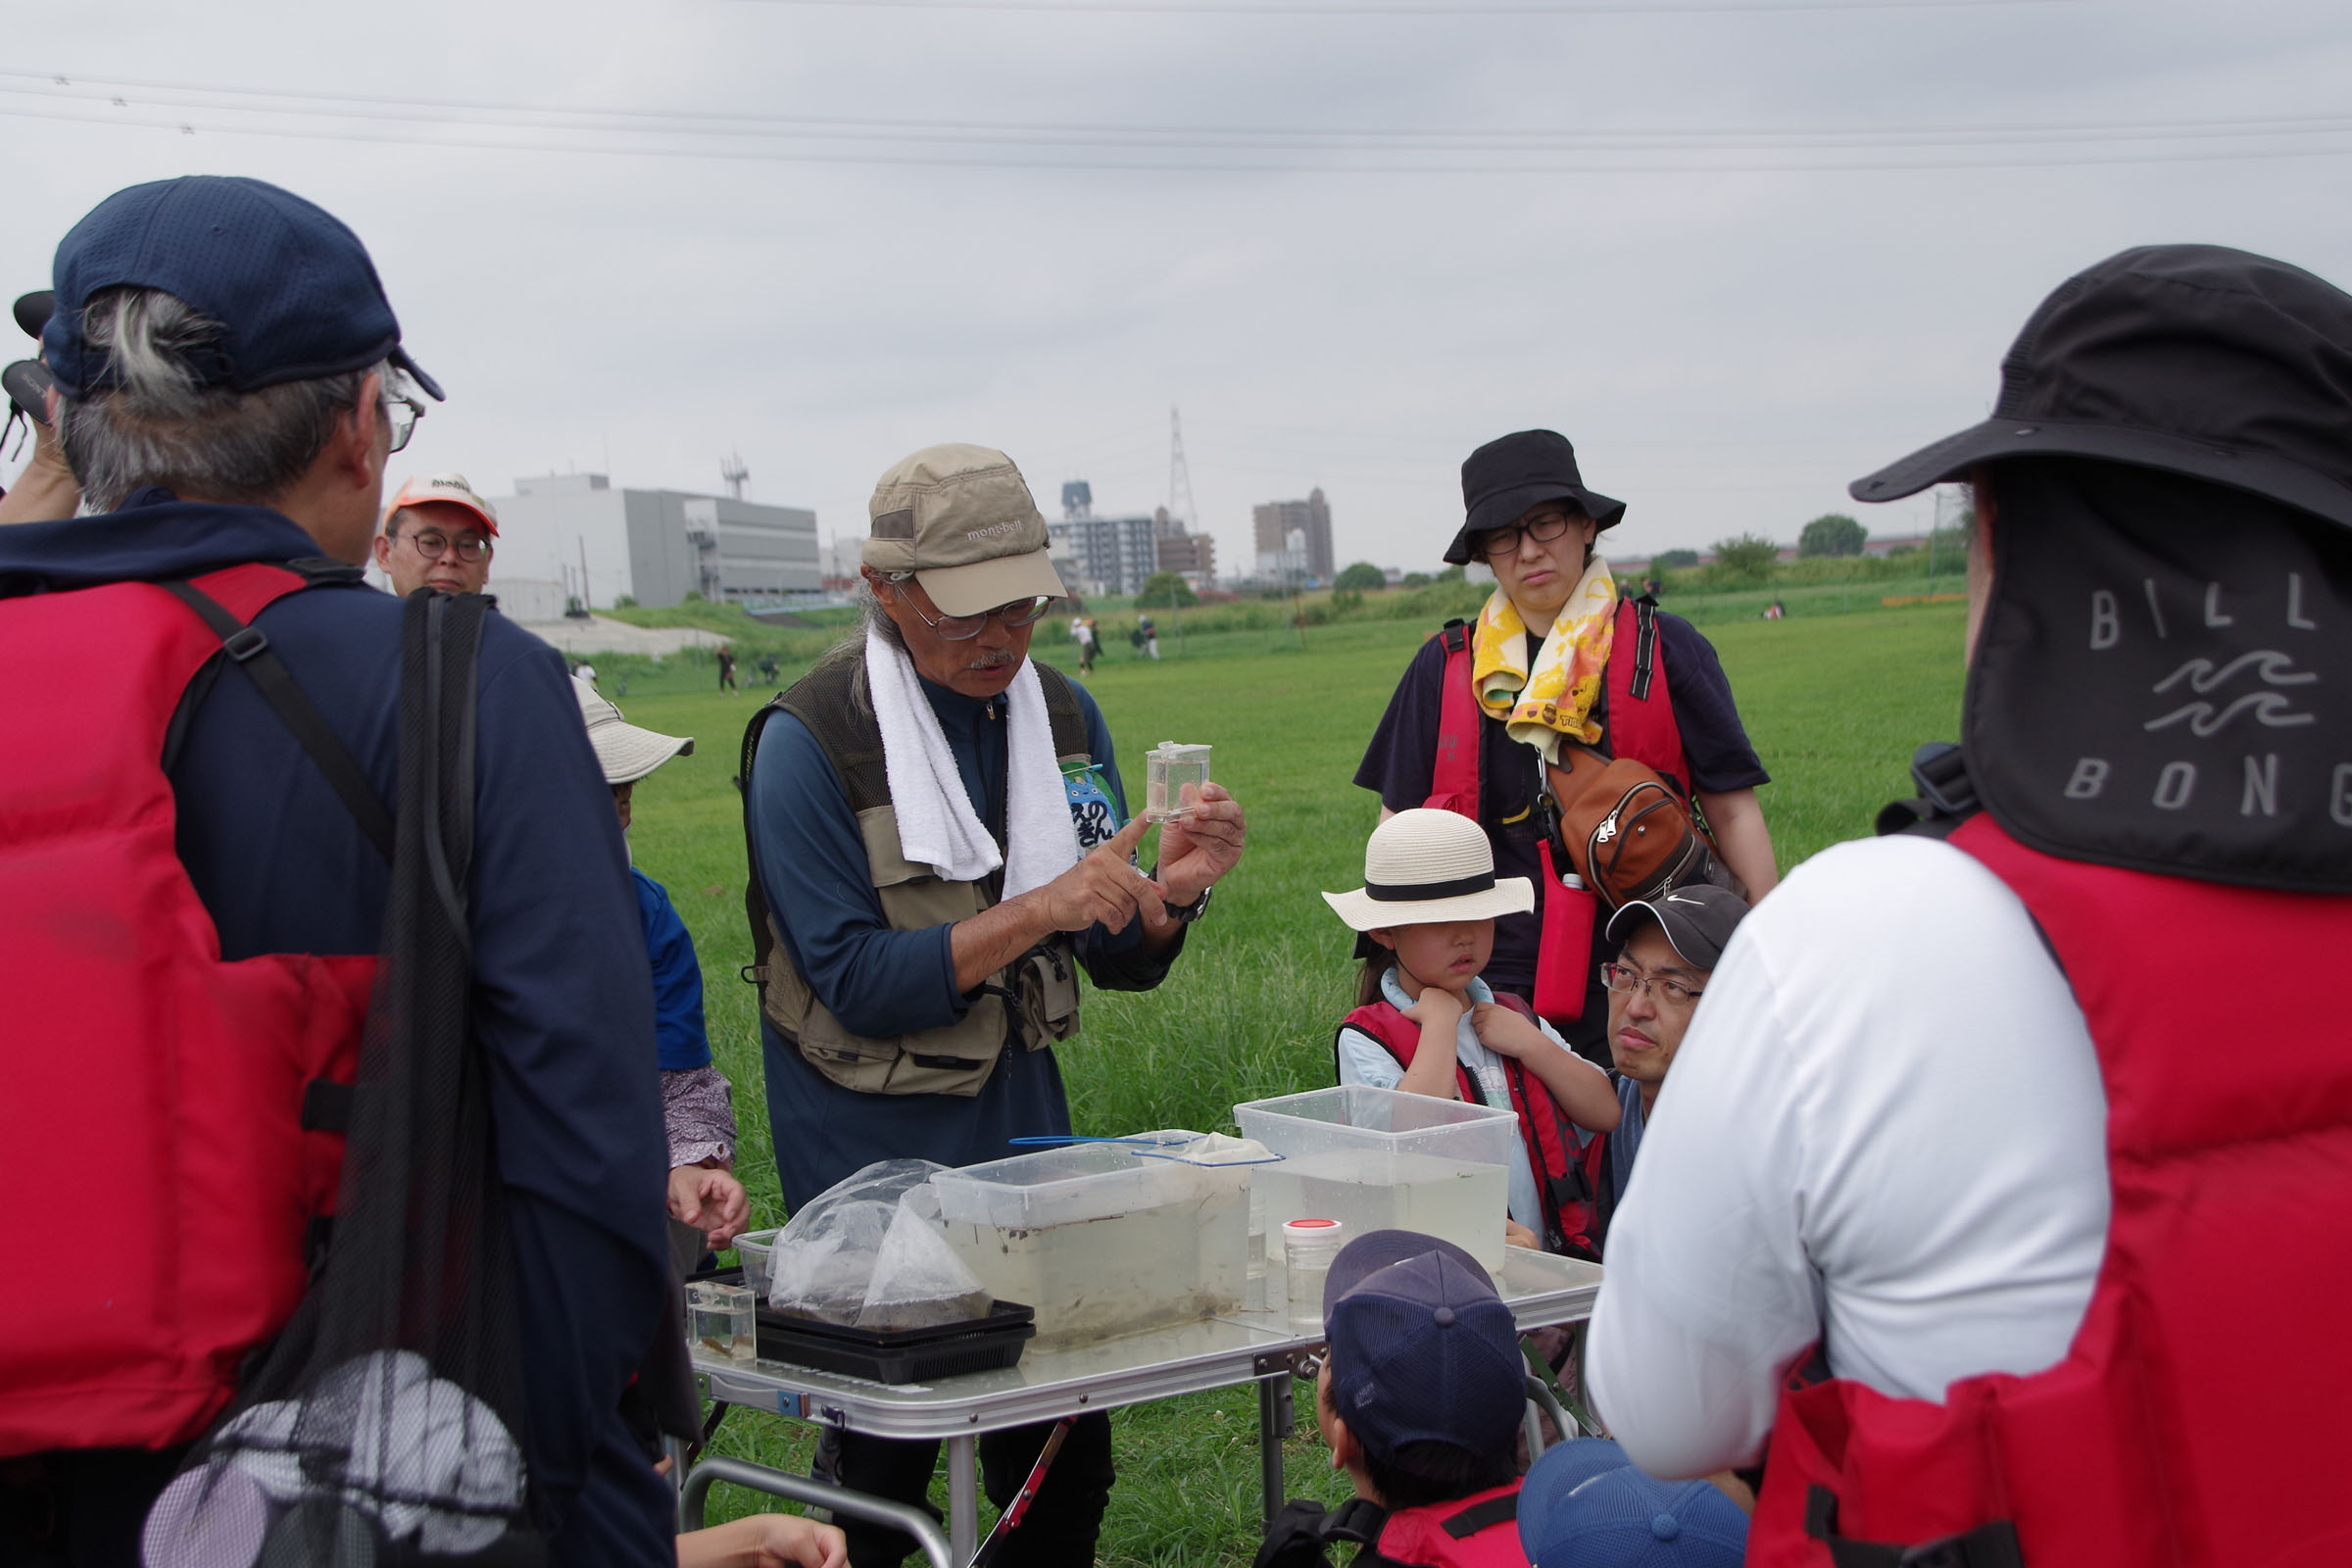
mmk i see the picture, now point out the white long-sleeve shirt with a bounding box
[1586,835,2112,1478]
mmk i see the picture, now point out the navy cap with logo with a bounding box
[1447,429,1628,565]
[1320,1230,1527,1470]
[44,175,443,404]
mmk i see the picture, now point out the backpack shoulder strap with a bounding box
[1874,741,1981,841]
[1032,660,1092,763]
[158,571,394,862]
[1604,598,1690,783]
[1428,619,1481,816]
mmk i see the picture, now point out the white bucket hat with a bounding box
[1322,808,1535,931]
[572,674,693,785]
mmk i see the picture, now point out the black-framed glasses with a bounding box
[383,388,425,455]
[1601,962,1704,1008]
[903,590,1054,641]
[1477,510,1583,560]
[403,527,492,564]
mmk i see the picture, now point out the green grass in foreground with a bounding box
[617,603,1966,1564]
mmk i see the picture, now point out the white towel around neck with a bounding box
[863,626,1082,899]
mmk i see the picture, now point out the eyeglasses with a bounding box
[402,527,492,564]
[900,587,1054,641]
[1477,510,1583,560]
[382,388,425,455]
[1601,963,1704,1008]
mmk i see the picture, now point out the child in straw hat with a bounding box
[1325,809,1620,1256]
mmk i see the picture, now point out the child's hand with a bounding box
[1504,1219,1541,1250]
[1471,1001,1552,1060]
[1401,986,1467,1035]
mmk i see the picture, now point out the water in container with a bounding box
[688,1281,758,1361]
[934,1136,1250,1348]
[1246,1187,1269,1311]
[1252,1151,1509,1275]
[1144,742,1212,822]
[1282,1218,1345,1332]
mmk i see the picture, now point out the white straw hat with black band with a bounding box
[572,674,693,786]
[1323,808,1535,931]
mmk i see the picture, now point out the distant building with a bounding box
[1152,505,1217,585]
[1048,480,1160,598]
[486,473,818,609]
[1252,489,1334,584]
[821,534,864,593]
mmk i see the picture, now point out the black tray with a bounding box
[690,1264,1036,1384]
[756,1299,1036,1384]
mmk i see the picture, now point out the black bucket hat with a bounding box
[1850,244,2352,532]
[1446,428,1627,565]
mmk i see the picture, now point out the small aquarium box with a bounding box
[1233,1086,1516,1274]
[933,1135,1250,1348]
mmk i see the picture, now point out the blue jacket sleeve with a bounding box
[748,708,966,1038]
[466,627,672,1554]
[634,869,713,1071]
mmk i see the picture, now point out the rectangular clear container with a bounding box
[933,1135,1250,1348]
[1143,742,1212,822]
[1233,1085,1517,1274]
[733,1227,783,1297]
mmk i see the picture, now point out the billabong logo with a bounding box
[2143,650,2317,737]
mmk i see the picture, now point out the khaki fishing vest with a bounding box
[737,654,1095,1098]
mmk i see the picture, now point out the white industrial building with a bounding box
[484,473,819,610]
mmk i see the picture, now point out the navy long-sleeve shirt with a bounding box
[747,661,1178,1207]
[0,496,675,1566]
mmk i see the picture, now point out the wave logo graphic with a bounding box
[2143,651,2319,737]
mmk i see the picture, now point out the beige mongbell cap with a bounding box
[863,443,1066,616]
[572,674,693,785]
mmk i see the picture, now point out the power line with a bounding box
[11,79,2352,174]
[22,68,2352,150]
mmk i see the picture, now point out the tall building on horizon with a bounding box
[1251,488,1333,583]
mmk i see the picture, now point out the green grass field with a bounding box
[618,601,1968,1564]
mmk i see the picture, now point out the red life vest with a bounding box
[1749,812,2352,1567]
[0,564,374,1457]
[1340,997,1607,1259]
[1372,1481,1527,1568]
[1427,599,1690,1025]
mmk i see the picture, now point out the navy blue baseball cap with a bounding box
[44,175,443,404]
[1517,1439,1747,1568]
[1322,1231,1526,1469]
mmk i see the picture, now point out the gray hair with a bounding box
[810,572,907,714]
[57,287,385,513]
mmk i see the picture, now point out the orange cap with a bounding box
[383,471,499,536]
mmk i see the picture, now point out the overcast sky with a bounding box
[8,0,2350,577]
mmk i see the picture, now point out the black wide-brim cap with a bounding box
[1850,244,2352,533]
[1447,428,1627,565]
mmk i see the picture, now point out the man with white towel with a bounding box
[739,442,1246,1568]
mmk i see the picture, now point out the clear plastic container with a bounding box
[1144,742,1212,822]
[688,1280,758,1361]
[733,1227,783,1296]
[1234,1085,1516,1274]
[1282,1218,1345,1332]
[1246,1187,1269,1311]
[932,1134,1251,1348]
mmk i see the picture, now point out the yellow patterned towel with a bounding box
[1470,556,1619,758]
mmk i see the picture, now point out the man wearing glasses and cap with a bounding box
[0,177,676,1565]
[375,470,499,599]
[740,443,1248,1566]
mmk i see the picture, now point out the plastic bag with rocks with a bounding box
[767,1158,993,1330]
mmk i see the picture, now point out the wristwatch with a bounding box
[1162,885,1213,924]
